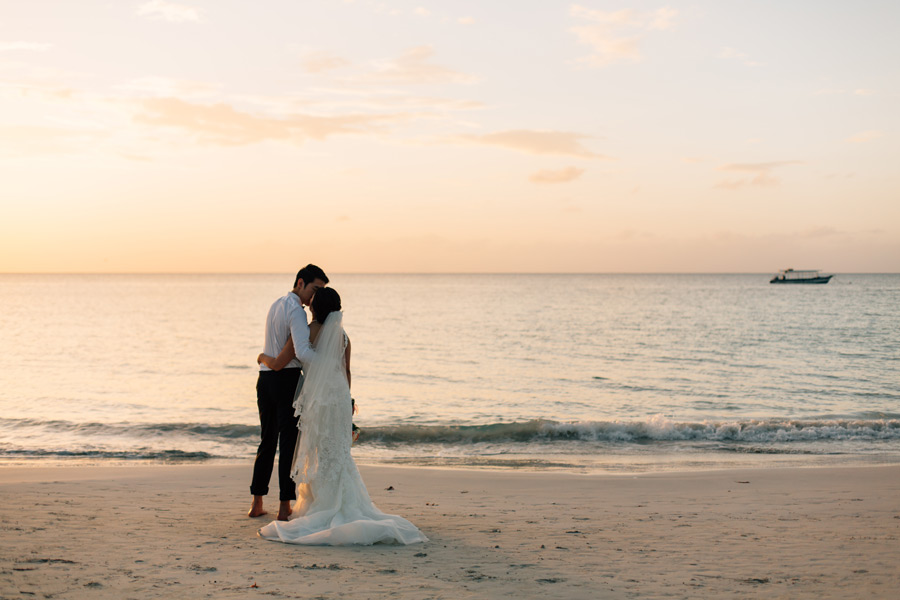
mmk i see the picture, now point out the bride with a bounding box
[255,287,427,546]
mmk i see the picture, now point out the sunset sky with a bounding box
[1,1,898,273]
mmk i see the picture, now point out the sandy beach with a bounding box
[1,464,898,599]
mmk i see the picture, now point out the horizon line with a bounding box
[2,271,897,276]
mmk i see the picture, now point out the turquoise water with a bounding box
[1,273,898,471]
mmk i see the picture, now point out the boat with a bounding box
[769,268,833,284]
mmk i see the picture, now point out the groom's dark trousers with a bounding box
[250,368,302,501]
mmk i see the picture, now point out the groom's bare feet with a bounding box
[248,496,267,518]
[276,500,292,521]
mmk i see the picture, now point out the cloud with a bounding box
[719,161,802,173]
[301,51,350,74]
[813,88,845,96]
[0,125,100,156]
[365,46,475,84]
[0,41,52,52]
[137,1,201,23]
[0,82,74,101]
[297,87,485,112]
[846,130,883,143]
[814,88,875,97]
[117,76,219,99]
[714,161,802,190]
[529,167,585,184]
[799,226,843,239]
[649,7,677,30]
[110,69,483,139]
[454,130,609,159]
[570,6,641,26]
[119,153,154,162]
[134,97,402,145]
[458,17,475,25]
[291,48,478,117]
[714,173,778,189]
[719,47,761,67]
[569,5,677,67]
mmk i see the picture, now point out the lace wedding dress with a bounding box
[258,312,427,546]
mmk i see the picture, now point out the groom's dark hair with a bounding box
[295,264,328,288]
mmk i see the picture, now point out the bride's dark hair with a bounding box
[311,287,341,324]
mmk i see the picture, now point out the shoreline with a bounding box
[5,414,899,472]
[2,448,899,475]
[2,463,898,598]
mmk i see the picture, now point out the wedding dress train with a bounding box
[258,312,427,546]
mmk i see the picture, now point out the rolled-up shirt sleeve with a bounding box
[288,301,315,367]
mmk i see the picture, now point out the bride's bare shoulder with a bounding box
[309,321,322,344]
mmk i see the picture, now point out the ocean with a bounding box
[1,273,898,472]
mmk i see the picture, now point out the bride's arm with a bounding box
[344,337,352,389]
[257,337,296,371]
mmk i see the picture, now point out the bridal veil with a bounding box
[258,311,427,546]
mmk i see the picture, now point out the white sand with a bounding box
[1,464,898,599]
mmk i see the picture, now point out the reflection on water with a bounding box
[0,273,898,471]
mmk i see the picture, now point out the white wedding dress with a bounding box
[258,312,427,546]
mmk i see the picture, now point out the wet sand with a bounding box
[1,464,898,599]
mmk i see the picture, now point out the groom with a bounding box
[249,264,328,521]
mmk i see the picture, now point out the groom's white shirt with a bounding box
[259,292,315,371]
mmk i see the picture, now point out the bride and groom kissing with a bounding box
[248,264,426,546]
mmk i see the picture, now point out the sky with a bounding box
[1,0,898,273]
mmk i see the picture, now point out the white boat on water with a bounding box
[770,268,833,284]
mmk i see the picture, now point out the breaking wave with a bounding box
[2,416,899,462]
[360,417,900,444]
[2,416,899,446]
